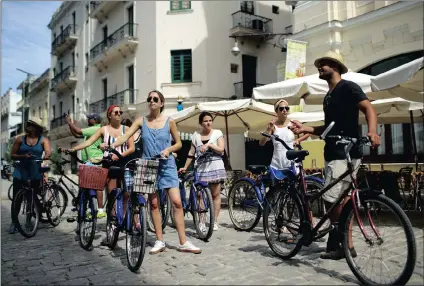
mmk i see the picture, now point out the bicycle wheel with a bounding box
[126,196,147,272]
[340,190,416,286]
[192,186,214,241]
[263,187,305,260]
[228,180,261,231]
[8,184,13,201]
[13,189,40,238]
[78,191,97,250]
[49,184,68,217]
[105,195,120,249]
[147,190,170,232]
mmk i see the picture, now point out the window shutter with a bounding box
[172,53,182,82]
[182,53,192,82]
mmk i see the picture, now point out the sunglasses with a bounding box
[278,106,290,112]
[147,96,160,103]
[112,111,123,116]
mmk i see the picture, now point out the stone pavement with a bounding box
[1,179,423,285]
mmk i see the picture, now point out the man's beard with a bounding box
[319,71,332,80]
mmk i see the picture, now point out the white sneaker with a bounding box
[199,223,207,233]
[177,241,201,254]
[149,240,166,254]
[213,223,219,231]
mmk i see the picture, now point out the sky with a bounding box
[1,1,62,95]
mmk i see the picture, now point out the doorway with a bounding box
[242,55,257,98]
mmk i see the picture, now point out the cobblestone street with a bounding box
[1,179,423,285]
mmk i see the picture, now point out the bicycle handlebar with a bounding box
[260,132,295,151]
[58,148,104,165]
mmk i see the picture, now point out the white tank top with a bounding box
[103,125,128,157]
[270,124,295,170]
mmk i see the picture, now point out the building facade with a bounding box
[289,0,423,170]
[27,69,51,130]
[47,0,294,170]
[1,89,22,157]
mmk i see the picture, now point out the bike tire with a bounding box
[228,180,262,231]
[8,184,13,201]
[304,179,326,218]
[126,199,147,272]
[46,184,69,227]
[50,184,69,217]
[12,189,40,238]
[105,195,120,249]
[192,186,215,241]
[78,192,97,250]
[147,190,171,232]
[263,187,305,260]
[340,191,417,286]
[161,190,171,231]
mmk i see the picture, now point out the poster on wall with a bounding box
[276,60,286,82]
[284,39,308,81]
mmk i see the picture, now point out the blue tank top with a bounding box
[13,136,44,180]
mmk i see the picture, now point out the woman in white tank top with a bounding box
[259,99,310,170]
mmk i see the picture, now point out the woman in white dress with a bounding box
[259,99,310,171]
[179,112,226,231]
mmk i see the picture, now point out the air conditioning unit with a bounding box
[252,19,264,31]
[285,1,298,6]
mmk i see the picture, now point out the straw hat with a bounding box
[26,117,46,132]
[314,50,348,74]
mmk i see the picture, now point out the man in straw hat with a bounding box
[8,117,51,234]
[290,51,380,260]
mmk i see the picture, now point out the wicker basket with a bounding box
[133,159,160,194]
[79,165,109,190]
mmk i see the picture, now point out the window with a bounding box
[85,4,89,23]
[52,105,56,118]
[272,5,279,14]
[38,106,41,118]
[85,53,89,72]
[231,64,238,73]
[240,1,254,14]
[32,109,36,117]
[171,50,192,83]
[170,0,191,11]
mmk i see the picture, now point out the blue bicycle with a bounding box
[171,151,215,241]
[228,144,325,232]
[103,148,161,272]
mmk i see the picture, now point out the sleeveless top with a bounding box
[270,124,295,170]
[141,117,178,190]
[13,135,44,180]
[103,125,128,157]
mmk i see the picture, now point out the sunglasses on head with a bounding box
[147,96,160,103]
[112,111,123,116]
[278,106,290,112]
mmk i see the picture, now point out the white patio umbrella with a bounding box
[253,72,374,105]
[370,57,423,102]
[168,99,276,161]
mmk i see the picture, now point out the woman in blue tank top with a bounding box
[9,118,51,234]
[111,90,201,254]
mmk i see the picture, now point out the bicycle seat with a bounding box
[108,166,125,179]
[286,150,309,161]
[248,165,268,174]
[40,166,51,173]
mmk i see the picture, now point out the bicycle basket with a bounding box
[133,159,160,194]
[79,165,108,190]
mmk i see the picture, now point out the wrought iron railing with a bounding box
[89,89,138,114]
[234,82,264,99]
[51,24,77,52]
[51,66,76,90]
[90,1,102,12]
[51,116,66,129]
[231,11,273,34]
[29,69,50,91]
[90,22,138,60]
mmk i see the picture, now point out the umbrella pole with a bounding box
[409,111,418,171]
[225,113,230,164]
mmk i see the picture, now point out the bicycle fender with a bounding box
[89,189,97,197]
[236,177,264,201]
[305,175,324,184]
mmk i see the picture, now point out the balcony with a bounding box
[90,23,139,71]
[233,82,264,99]
[89,1,120,23]
[51,66,77,93]
[29,69,50,93]
[50,116,66,130]
[89,89,138,114]
[51,24,78,56]
[230,11,273,38]
[16,99,25,112]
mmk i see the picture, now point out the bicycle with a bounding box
[11,157,63,237]
[59,148,109,250]
[228,146,325,232]
[103,148,159,272]
[146,188,171,232]
[171,151,215,241]
[261,122,417,285]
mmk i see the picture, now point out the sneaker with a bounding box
[8,224,17,234]
[177,241,201,254]
[199,223,207,233]
[149,240,166,255]
[320,247,357,260]
[213,223,219,231]
[97,208,106,219]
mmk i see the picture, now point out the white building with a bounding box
[289,0,423,170]
[1,89,22,157]
[47,0,294,170]
[27,69,51,130]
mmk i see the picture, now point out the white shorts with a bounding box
[322,159,361,203]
